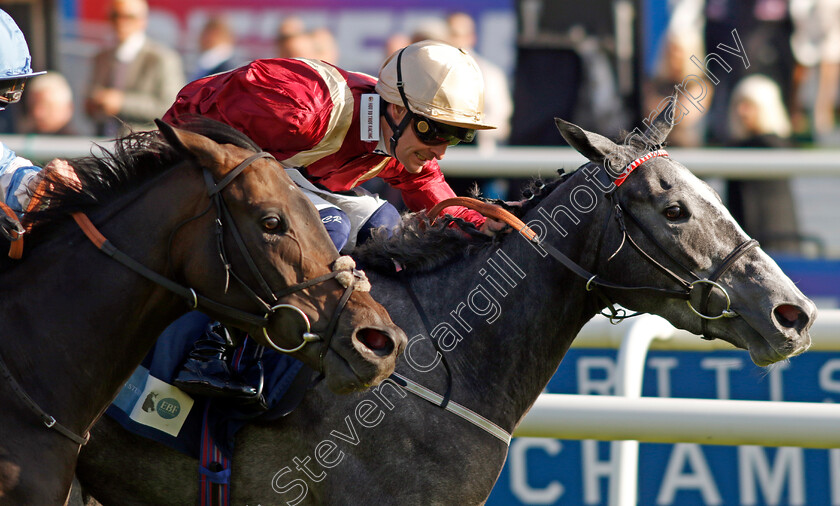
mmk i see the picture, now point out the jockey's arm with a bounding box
[0,146,80,239]
[0,142,42,215]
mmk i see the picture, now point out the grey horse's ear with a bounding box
[642,96,677,146]
[554,118,620,164]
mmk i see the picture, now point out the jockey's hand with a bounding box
[43,159,81,192]
[0,212,23,242]
[479,218,508,236]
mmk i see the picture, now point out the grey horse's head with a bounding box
[554,102,815,366]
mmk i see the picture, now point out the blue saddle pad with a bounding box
[106,312,304,459]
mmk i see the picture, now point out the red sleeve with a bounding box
[163,59,333,160]
[378,160,486,227]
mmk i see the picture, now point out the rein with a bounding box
[6,150,369,446]
[407,151,759,443]
[428,151,758,324]
[71,151,369,356]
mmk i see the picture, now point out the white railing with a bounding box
[3,136,840,178]
[513,310,840,506]
[441,146,840,178]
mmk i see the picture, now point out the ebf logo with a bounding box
[155,398,181,419]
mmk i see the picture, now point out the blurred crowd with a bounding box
[4,0,840,254]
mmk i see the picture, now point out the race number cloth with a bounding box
[106,312,304,459]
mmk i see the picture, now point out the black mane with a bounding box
[354,214,492,273]
[23,117,260,228]
[354,170,582,274]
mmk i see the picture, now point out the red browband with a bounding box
[613,149,669,187]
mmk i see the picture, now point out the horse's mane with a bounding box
[23,117,261,228]
[354,170,585,274]
[354,214,493,273]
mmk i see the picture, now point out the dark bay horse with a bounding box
[0,120,405,504]
[75,112,815,505]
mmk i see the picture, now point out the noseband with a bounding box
[74,151,370,360]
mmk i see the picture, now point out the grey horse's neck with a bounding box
[390,170,609,432]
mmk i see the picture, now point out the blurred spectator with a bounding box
[85,0,185,136]
[191,16,238,81]
[725,74,801,253]
[643,30,711,147]
[704,0,795,145]
[447,11,513,148]
[384,33,411,59]
[275,17,315,59]
[410,18,450,44]
[790,0,840,142]
[19,72,78,135]
[311,27,339,64]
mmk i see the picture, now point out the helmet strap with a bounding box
[383,48,414,157]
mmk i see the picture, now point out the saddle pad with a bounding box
[106,311,304,459]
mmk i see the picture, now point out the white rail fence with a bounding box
[513,310,840,506]
[3,136,840,178]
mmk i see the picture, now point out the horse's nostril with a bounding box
[357,328,394,356]
[774,304,804,329]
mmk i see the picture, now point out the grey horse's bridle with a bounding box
[580,151,760,334]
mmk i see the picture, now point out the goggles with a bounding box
[412,115,475,146]
[0,78,27,105]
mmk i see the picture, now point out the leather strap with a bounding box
[427,196,539,242]
[390,372,510,445]
[1,201,24,259]
[0,349,89,446]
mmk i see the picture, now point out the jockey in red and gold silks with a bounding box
[167,41,499,400]
[162,51,488,231]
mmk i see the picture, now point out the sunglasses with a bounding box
[0,78,27,105]
[412,116,475,146]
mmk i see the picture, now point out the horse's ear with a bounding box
[642,96,676,146]
[155,119,225,170]
[554,118,620,164]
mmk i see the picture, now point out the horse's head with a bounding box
[552,105,815,366]
[157,120,407,392]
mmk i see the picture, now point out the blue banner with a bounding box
[487,348,840,505]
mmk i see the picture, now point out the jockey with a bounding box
[166,40,501,399]
[164,39,500,252]
[0,9,46,238]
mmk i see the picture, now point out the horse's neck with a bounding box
[0,176,198,435]
[396,179,607,432]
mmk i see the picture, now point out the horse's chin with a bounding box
[320,346,389,394]
[712,317,810,367]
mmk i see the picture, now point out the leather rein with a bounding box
[427,150,758,329]
[2,151,367,446]
[407,150,759,445]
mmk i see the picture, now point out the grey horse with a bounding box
[74,110,815,505]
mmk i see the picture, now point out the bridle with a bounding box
[74,151,369,359]
[429,150,759,336]
[3,149,370,447]
[585,152,759,336]
[395,150,760,446]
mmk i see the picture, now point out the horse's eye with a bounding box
[262,215,287,233]
[663,205,686,221]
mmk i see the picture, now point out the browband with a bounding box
[613,149,669,187]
